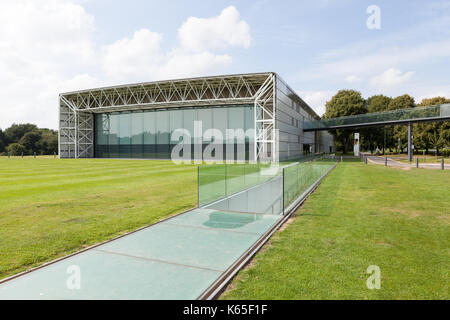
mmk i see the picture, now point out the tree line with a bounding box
[0,124,58,156]
[324,91,450,155]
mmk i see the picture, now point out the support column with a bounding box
[408,122,412,162]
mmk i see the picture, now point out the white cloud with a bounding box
[0,0,95,64]
[312,40,450,82]
[345,75,361,83]
[0,3,250,129]
[0,0,97,129]
[415,89,450,104]
[178,6,251,52]
[102,29,164,79]
[100,6,248,81]
[369,68,415,87]
[297,90,335,116]
[101,29,233,81]
[158,51,232,80]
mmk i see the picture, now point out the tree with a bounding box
[324,90,367,153]
[4,123,38,144]
[367,95,392,113]
[19,131,42,154]
[0,129,5,153]
[414,97,450,155]
[388,94,416,153]
[1,124,58,156]
[365,95,392,153]
[6,143,28,156]
[37,129,58,155]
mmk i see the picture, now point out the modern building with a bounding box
[59,72,334,162]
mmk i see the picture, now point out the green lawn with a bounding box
[0,157,197,280]
[222,162,450,299]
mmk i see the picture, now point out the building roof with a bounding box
[60,72,319,119]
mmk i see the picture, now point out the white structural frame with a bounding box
[59,73,277,161]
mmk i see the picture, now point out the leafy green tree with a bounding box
[6,143,28,156]
[414,97,450,155]
[365,95,392,153]
[324,90,367,153]
[0,129,5,153]
[2,124,58,156]
[19,131,42,154]
[4,123,38,144]
[388,94,416,153]
[367,95,392,113]
[37,129,58,155]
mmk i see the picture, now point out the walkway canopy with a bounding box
[304,103,450,131]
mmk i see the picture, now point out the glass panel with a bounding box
[170,109,183,159]
[198,163,283,214]
[95,114,109,158]
[283,156,336,210]
[108,113,119,158]
[156,111,169,159]
[244,106,254,160]
[183,109,196,161]
[198,165,226,207]
[198,109,212,161]
[143,111,156,159]
[119,113,131,158]
[131,112,144,159]
[227,107,245,161]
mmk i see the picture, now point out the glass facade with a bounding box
[95,105,254,160]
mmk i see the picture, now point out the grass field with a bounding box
[0,157,196,280]
[222,161,450,299]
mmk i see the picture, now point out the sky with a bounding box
[1,0,450,130]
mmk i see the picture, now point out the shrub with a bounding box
[6,143,29,156]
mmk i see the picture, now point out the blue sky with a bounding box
[1,0,449,129]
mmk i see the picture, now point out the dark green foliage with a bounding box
[388,94,416,152]
[325,91,449,155]
[0,123,58,155]
[0,129,5,153]
[414,97,450,155]
[363,95,392,153]
[6,143,28,156]
[4,123,38,144]
[324,90,367,153]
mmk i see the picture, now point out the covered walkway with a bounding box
[303,103,450,131]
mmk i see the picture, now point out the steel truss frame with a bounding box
[59,73,277,160]
[254,73,276,162]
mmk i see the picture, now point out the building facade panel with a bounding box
[94,105,254,160]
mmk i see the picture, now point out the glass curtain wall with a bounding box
[95,105,254,160]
